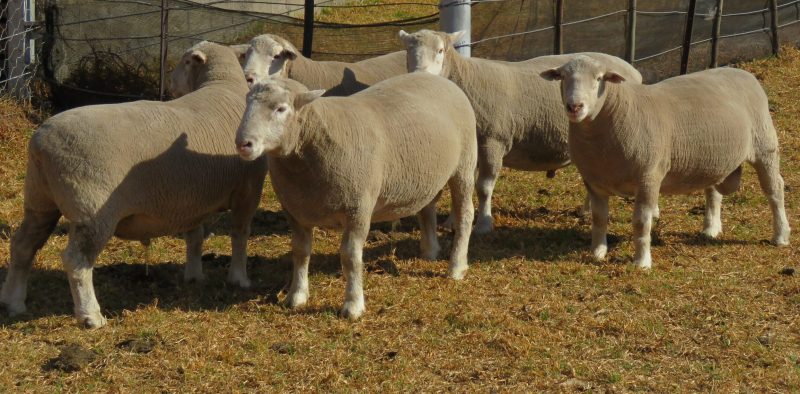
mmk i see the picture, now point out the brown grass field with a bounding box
[2,8,800,391]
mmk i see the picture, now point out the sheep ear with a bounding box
[229,44,249,65]
[398,30,413,44]
[447,30,466,44]
[604,72,625,83]
[280,47,298,60]
[294,89,325,109]
[191,50,207,65]
[540,68,562,81]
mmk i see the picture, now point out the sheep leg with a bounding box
[0,209,60,316]
[702,187,723,238]
[632,183,660,269]
[339,215,370,320]
[228,220,253,289]
[753,157,790,245]
[285,214,312,309]
[448,168,475,280]
[62,222,112,329]
[417,199,441,260]
[183,226,205,283]
[474,140,505,234]
[588,188,609,261]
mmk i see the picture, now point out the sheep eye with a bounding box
[274,54,282,59]
[438,49,444,54]
[276,106,287,113]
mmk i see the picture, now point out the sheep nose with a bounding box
[237,140,254,156]
[244,74,255,87]
[566,102,584,114]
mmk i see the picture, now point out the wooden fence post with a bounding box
[159,0,169,101]
[769,0,780,55]
[709,0,723,68]
[302,0,314,58]
[626,0,637,63]
[680,0,697,74]
[554,0,563,54]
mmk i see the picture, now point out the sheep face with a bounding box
[241,35,298,87]
[398,29,464,76]
[540,56,626,123]
[236,80,324,160]
[169,46,209,98]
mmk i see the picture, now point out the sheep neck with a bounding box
[442,48,473,86]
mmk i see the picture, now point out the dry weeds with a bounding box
[1,47,800,392]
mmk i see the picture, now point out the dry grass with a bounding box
[314,0,438,25]
[2,47,800,392]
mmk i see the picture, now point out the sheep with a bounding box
[231,33,407,95]
[539,55,790,268]
[0,41,268,328]
[235,73,477,320]
[398,29,643,233]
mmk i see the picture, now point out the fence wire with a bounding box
[1,0,38,99]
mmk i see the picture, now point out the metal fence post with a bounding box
[302,0,314,58]
[440,0,471,57]
[554,0,563,54]
[769,0,780,55]
[680,0,697,74]
[709,0,723,68]
[159,0,169,101]
[626,0,637,63]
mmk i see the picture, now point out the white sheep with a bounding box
[235,73,477,320]
[231,34,407,94]
[540,55,790,268]
[398,29,643,233]
[0,42,267,328]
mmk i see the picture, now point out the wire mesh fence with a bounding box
[0,0,37,99]
[2,0,800,108]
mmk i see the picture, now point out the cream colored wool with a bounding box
[0,42,267,328]
[399,29,643,234]
[235,73,478,320]
[540,55,790,268]
[232,34,407,96]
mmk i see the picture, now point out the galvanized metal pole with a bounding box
[680,0,697,74]
[709,0,723,68]
[159,0,169,100]
[626,0,637,63]
[554,0,564,54]
[302,0,314,58]
[769,0,780,55]
[440,0,471,57]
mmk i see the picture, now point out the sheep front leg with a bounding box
[285,214,312,309]
[632,183,660,269]
[183,226,205,282]
[702,187,723,238]
[588,187,609,261]
[448,168,475,280]
[62,223,112,329]
[339,216,370,320]
[474,140,505,234]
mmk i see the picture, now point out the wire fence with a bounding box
[2,0,800,108]
[0,0,37,99]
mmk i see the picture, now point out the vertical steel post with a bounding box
[709,0,723,68]
[554,0,563,54]
[680,0,697,74]
[302,0,314,58]
[626,0,637,63]
[440,0,471,57]
[159,0,169,100]
[769,0,780,55]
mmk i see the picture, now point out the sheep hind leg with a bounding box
[632,183,660,269]
[753,156,790,245]
[1,209,60,316]
[417,196,441,261]
[62,222,113,329]
[702,187,723,239]
[447,166,475,280]
[285,213,312,309]
[183,226,205,283]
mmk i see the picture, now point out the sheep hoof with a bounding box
[440,215,454,230]
[1,299,26,317]
[591,245,607,261]
[421,245,441,261]
[701,227,721,239]
[447,263,468,280]
[773,235,790,247]
[283,291,308,309]
[79,313,107,329]
[183,271,206,283]
[339,302,365,320]
[473,217,493,235]
[227,273,251,289]
[632,255,652,270]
